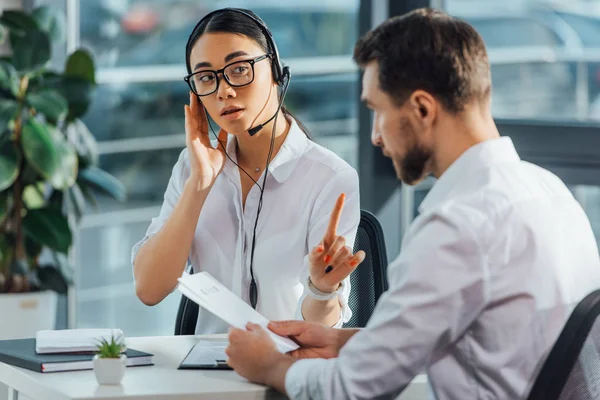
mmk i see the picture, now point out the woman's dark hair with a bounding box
[185,9,312,139]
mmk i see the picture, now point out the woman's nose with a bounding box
[217,76,236,100]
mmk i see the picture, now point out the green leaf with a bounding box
[68,183,86,222]
[0,139,20,191]
[11,29,50,72]
[77,180,97,208]
[95,336,124,358]
[48,126,78,190]
[23,182,46,209]
[67,118,98,167]
[65,49,95,84]
[37,265,68,294]
[24,236,42,262]
[78,166,126,202]
[27,89,68,121]
[0,192,7,223]
[45,75,93,121]
[0,60,20,96]
[0,98,18,128]
[0,24,5,45]
[22,206,71,253]
[21,118,59,180]
[0,11,38,36]
[31,6,65,44]
[20,163,39,186]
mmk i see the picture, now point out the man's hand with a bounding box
[226,323,295,393]
[268,320,343,359]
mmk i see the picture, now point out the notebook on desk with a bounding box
[0,338,153,373]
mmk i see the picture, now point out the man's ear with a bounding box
[409,90,436,126]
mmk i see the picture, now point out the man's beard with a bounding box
[395,118,432,185]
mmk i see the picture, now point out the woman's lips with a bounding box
[221,109,245,121]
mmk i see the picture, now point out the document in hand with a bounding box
[176,272,299,354]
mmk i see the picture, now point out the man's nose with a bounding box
[371,130,382,147]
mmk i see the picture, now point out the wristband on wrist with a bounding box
[306,277,343,301]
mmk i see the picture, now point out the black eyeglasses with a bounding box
[184,54,271,97]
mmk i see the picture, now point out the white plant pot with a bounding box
[93,355,127,385]
[0,291,58,340]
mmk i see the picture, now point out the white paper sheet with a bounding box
[176,272,299,353]
[35,328,125,354]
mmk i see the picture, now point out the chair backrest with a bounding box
[527,289,600,400]
[342,210,389,328]
[174,209,389,335]
[174,266,199,336]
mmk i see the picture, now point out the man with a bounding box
[225,8,600,399]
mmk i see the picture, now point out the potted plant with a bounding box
[0,5,125,339]
[93,336,127,385]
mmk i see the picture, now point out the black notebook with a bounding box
[0,338,154,373]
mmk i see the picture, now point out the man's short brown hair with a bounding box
[354,8,491,113]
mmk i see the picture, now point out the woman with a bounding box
[131,8,364,334]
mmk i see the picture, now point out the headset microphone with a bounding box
[247,66,291,137]
[248,113,277,137]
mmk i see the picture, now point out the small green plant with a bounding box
[95,336,125,359]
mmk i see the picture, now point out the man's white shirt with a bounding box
[286,137,600,400]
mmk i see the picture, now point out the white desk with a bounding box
[0,335,429,400]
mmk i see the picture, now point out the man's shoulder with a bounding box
[420,160,575,233]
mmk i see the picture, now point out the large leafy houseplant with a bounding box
[0,6,126,294]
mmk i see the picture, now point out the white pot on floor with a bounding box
[93,355,127,385]
[0,291,58,340]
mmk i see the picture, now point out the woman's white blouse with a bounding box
[131,118,360,334]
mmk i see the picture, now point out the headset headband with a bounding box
[185,8,288,85]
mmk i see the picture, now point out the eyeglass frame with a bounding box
[184,54,272,97]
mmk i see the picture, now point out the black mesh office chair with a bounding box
[342,210,389,328]
[174,209,389,335]
[527,289,600,400]
[174,267,199,335]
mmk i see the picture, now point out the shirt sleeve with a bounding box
[294,166,360,327]
[130,149,190,278]
[286,210,489,399]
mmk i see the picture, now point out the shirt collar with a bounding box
[418,136,520,213]
[222,117,309,183]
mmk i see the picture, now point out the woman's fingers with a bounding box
[309,241,326,266]
[324,194,345,247]
[184,104,197,142]
[353,250,366,265]
[189,92,211,146]
[325,250,366,283]
[329,246,353,270]
[322,236,346,267]
[216,128,228,155]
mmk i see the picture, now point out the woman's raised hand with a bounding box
[184,92,228,191]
